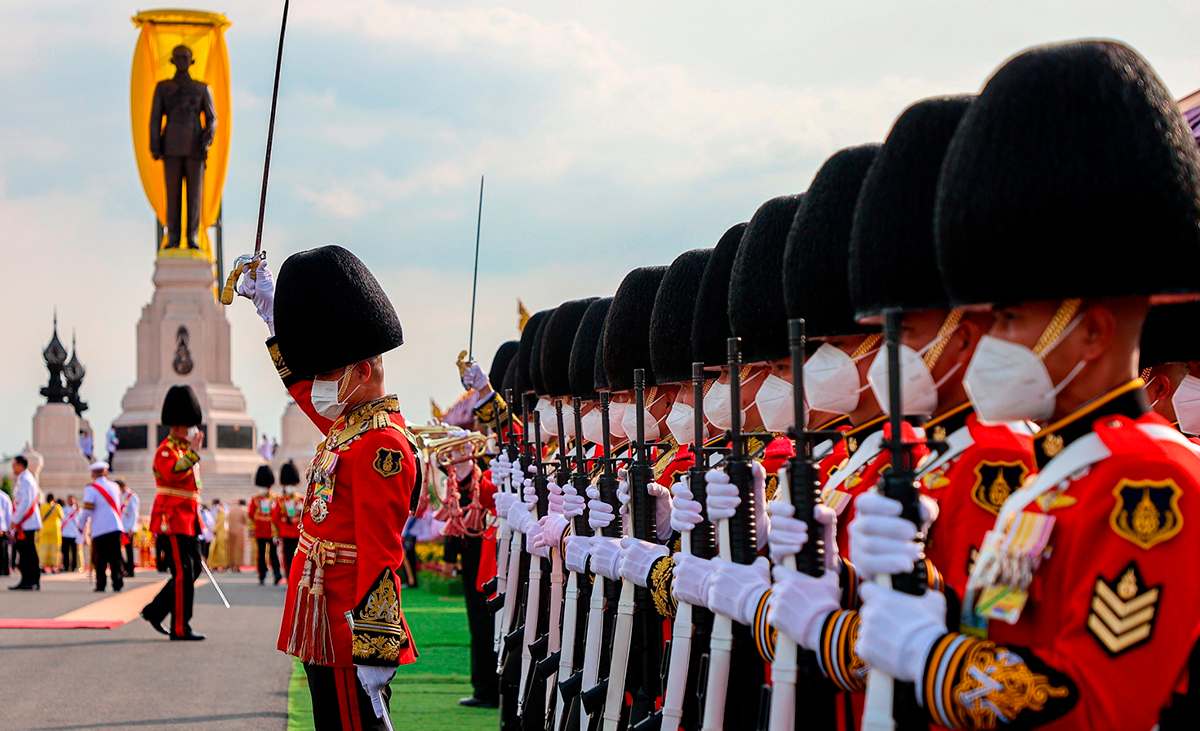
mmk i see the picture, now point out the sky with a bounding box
[3,0,1200,455]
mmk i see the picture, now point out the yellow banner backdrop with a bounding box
[131,10,232,262]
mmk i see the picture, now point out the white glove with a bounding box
[704,469,737,521]
[671,553,715,607]
[857,583,946,683]
[547,480,564,515]
[671,475,703,534]
[490,453,511,490]
[535,514,570,553]
[564,535,591,573]
[618,536,668,586]
[462,362,489,391]
[768,501,840,572]
[507,501,533,534]
[526,520,549,558]
[522,467,538,510]
[768,564,841,650]
[589,536,622,580]
[848,492,929,581]
[616,468,630,516]
[562,481,586,519]
[708,556,771,626]
[494,492,517,523]
[236,260,275,335]
[586,483,616,533]
[355,664,395,721]
[618,478,674,542]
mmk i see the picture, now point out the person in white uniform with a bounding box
[80,462,125,593]
[9,456,43,590]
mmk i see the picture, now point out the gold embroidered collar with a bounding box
[1032,379,1146,469]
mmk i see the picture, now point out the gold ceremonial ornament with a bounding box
[409,424,490,468]
[220,251,266,306]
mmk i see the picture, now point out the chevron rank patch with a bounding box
[1109,479,1183,549]
[971,461,1029,515]
[1087,562,1159,656]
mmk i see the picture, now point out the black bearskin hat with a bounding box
[936,41,1200,307]
[530,314,551,396]
[254,464,275,488]
[161,385,202,427]
[730,195,806,363]
[274,246,403,378]
[279,460,301,486]
[571,297,612,397]
[541,299,598,398]
[604,267,668,391]
[851,97,972,322]
[651,249,714,383]
[784,145,880,338]
[1140,303,1200,369]
[515,310,550,396]
[501,357,518,400]
[488,341,519,390]
[692,223,748,367]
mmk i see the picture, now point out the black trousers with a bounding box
[0,534,10,575]
[454,535,499,704]
[92,532,124,591]
[162,155,204,249]
[61,537,78,572]
[281,537,299,577]
[143,533,199,637]
[14,532,40,587]
[304,664,391,731]
[257,537,282,581]
[124,538,136,576]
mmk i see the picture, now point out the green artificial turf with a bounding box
[288,584,498,730]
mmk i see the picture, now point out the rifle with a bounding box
[553,398,595,731]
[861,310,928,731]
[520,406,553,726]
[699,338,758,731]
[580,392,624,730]
[538,399,573,730]
[766,320,840,731]
[500,393,535,731]
[657,361,718,731]
[601,370,662,731]
[493,388,522,651]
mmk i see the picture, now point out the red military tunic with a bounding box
[919,403,1036,599]
[273,494,303,540]
[270,350,420,669]
[150,433,201,536]
[250,494,277,538]
[923,380,1200,729]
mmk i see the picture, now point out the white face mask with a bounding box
[621,393,665,442]
[963,317,1084,424]
[311,366,361,419]
[1172,375,1200,435]
[804,343,876,414]
[665,401,696,445]
[704,371,762,431]
[259,487,270,494]
[866,340,964,419]
[755,374,795,432]
[535,398,559,438]
[283,486,295,495]
[607,402,629,440]
[561,408,576,439]
[581,408,605,445]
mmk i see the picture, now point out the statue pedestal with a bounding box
[111,256,259,476]
[272,400,324,475]
[32,403,91,492]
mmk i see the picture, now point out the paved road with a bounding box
[0,570,291,731]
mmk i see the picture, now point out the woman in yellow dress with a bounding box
[208,500,229,569]
[38,495,64,572]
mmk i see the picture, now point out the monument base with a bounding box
[32,403,92,492]
[111,256,260,476]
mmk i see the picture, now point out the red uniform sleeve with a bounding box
[348,426,418,667]
[479,469,498,513]
[266,336,334,436]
